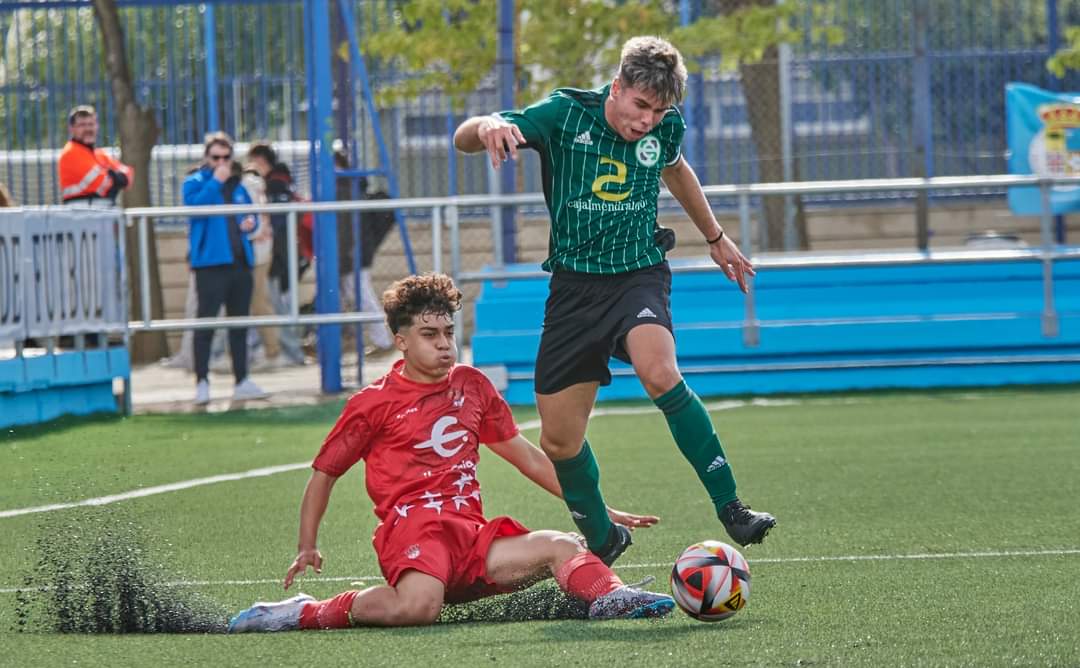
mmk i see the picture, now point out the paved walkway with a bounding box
[128,349,404,414]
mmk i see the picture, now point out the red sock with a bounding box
[554,552,623,603]
[299,590,360,630]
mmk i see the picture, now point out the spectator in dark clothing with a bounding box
[249,142,309,292]
[246,141,305,365]
[334,150,394,352]
[182,132,269,405]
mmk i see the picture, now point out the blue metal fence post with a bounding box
[204,4,218,131]
[497,0,516,264]
[912,0,932,250]
[1048,0,1061,92]
[680,0,705,181]
[306,0,342,393]
[337,0,418,275]
[1047,0,1066,243]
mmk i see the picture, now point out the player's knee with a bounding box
[393,595,442,626]
[639,363,682,398]
[539,433,583,461]
[554,532,586,560]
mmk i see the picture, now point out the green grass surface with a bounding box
[3,387,1079,667]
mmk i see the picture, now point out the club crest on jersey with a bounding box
[636,135,661,167]
[414,415,468,458]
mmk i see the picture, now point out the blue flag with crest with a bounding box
[1006,82,1080,215]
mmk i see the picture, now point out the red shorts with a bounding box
[373,511,531,604]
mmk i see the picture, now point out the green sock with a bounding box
[552,441,612,551]
[654,380,738,513]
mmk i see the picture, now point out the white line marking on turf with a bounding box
[3,548,1076,594]
[516,398,798,432]
[620,548,1080,568]
[0,463,311,519]
[0,399,784,520]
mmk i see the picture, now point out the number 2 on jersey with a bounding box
[591,157,630,202]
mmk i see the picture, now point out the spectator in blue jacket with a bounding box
[182,132,269,406]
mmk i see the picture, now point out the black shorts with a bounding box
[534,262,673,395]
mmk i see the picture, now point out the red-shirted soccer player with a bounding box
[228,274,674,632]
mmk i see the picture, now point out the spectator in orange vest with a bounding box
[58,105,134,207]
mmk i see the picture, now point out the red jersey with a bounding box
[314,360,519,526]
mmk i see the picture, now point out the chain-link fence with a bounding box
[4,1,1080,205]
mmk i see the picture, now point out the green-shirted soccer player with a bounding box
[454,36,775,563]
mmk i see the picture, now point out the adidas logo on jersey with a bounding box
[573,131,593,146]
[637,307,657,319]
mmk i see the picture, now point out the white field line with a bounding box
[2,548,1077,595]
[0,463,311,519]
[1,398,795,520]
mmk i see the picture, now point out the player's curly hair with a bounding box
[617,36,687,107]
[382,273,463,334]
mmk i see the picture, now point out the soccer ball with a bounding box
[669,540,751,621]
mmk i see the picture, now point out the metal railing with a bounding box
[446,174,1080,347]
[120,174,1080,387]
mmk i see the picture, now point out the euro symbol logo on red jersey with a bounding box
[414,415,468,458]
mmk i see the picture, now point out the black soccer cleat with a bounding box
[593,524,633,566]
[719,498,776,546]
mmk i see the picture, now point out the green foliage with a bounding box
[1048,26,1080,78]
[362,0,499,106]
[516,0,672,103]
[362,0,843,107]
[673,3,833,71]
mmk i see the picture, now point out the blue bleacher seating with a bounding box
[473,255,1080,404]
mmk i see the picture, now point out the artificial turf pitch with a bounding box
[2,387,1078,666]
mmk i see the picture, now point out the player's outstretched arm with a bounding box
[486,434,660,529]
[453,114,526,168]
[283,469,339,590]
[662,157,756,294]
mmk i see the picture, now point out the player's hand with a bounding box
[476,115,526,169]
[708,234,756,294]
[606,506,660,530]
[284,548,323,590]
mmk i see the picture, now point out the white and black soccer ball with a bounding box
[670,540,751,622]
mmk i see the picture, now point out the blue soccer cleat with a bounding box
[227,593,316,633]
[588,578,675,620]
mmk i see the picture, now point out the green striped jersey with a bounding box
[500,85,685,274]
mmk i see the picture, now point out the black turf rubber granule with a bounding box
[438,582,590,624]
[14,509,227,634]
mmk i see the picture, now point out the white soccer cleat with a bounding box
[227,593,316,633]
[194,379,211,406]
[232,378,269,401]
[588,577,676,620]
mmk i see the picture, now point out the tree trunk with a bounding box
[713,0,809,251]
[91,0,169,362]
[739,49,809,250]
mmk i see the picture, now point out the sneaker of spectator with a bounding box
[233,378,270,401]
